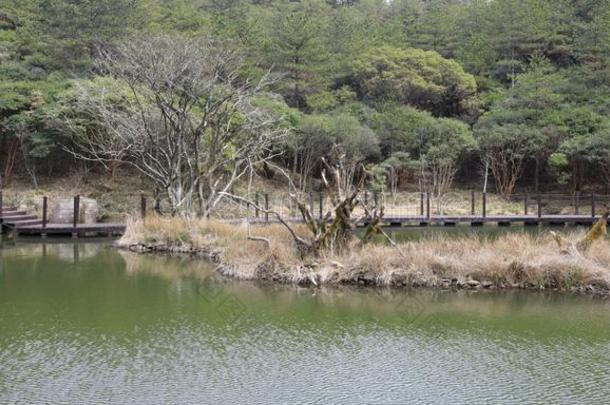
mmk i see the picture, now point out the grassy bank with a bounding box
[117,216,610,296]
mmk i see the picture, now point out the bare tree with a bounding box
[66,35,285,217]
[485,144,526,199]
[429,157,458,214]
[482,156,490,193]
[477,125,538,199]
[224,158,389,257]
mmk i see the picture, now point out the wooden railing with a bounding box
[2,187,609,225]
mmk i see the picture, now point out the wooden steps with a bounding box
[2,215,38,222]
[1,206,41,232]
[0,210,27,217]
[1,206,40,227]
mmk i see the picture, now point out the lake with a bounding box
[1,239,609,404]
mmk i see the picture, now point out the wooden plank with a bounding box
[2,215,37,221]
[17,223,125,230]
[0,210,27,217]
[10,220,43,227]
[15,223,126,237]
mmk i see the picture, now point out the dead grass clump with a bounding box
[118,215,304,282]
[118,216,200,249]
[322,232,610,293]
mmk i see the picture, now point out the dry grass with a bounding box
[118,216,610,293]
[118,215,304,279]
[381,189,527,216]
[336,232,610,290]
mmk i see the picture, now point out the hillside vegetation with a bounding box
[1,0,610,210]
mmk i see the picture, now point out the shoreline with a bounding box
[115,218,610,298]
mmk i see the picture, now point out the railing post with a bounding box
[426,192,431,219]
[471,190,475,216]
[0,181,4,234]
[42,196,48,229]
[319,192,323,220]
[524,195,528,215]
[537,194,542,219]
[140,194,146,219]
[591,193,596,218]
[420,192,424,216]
[482,192,487,218]
[264,193,269,222]
[0,176,3,220]
[73,195,80,238]
[575,191,580,215]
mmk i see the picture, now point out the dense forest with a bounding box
[1,0,610,207]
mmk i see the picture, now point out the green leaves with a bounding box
[297,112,380,163]
[2,0,610,192]
[348,45,479,119]
[263,1,329,108]
[369,103,475,165]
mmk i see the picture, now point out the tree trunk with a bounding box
[483,159,489,193]
[534,158,539,193]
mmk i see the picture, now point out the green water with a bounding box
[1,239,610,404]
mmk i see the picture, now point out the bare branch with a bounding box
[219,192,311,249]
[62,35,287,217]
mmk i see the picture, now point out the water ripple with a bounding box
[2,323,609,405]
[2,243,610,404]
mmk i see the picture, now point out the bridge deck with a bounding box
[244,214,601,227]
[381,215,598,225]
[2,222,126,237]
[1,214,601,239]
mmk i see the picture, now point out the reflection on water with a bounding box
[1,240,610,404]
[0,237,107,262]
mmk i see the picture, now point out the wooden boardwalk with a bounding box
[12,223,126,237]
[380,215,599,227]
[243,214,601,227]
[1,194,603,239]
[0,209,599,239]
[1,206,125,237]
